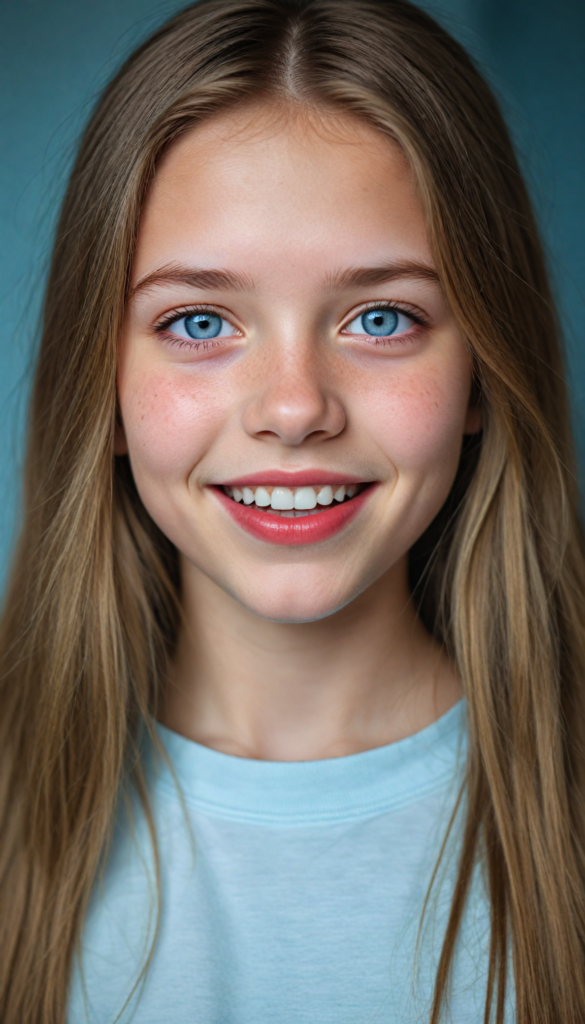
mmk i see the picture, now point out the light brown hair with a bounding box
[1,1,585,1020]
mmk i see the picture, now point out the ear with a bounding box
[114,413,128,455]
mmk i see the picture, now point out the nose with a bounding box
[242,347,346,447]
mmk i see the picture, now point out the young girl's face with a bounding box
[119,104,479,622]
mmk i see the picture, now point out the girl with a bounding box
[1,1,584,1021]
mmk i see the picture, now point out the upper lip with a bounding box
[216,471,371,488]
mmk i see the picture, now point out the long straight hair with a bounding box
[1,1,585,1020]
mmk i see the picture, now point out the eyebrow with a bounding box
[130,264,255,299]
[129,259,440,300]
[323,261,440,289]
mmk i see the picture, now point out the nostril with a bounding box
[253,427,336,442]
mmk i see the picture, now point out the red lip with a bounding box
[221,470,366,488]
[213,484,376,546]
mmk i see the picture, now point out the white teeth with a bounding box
[317,485,333,506]
[294,486,317,510]
[254,486,271,507]
[271,487,294,510]
[224,482,362,510]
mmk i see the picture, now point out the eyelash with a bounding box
[154,304,239,350]
[153,300,429,349]
[341,300,428,342]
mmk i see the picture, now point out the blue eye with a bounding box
[185,313,222,339]
[345,307,413,337]
[163,311,237,341]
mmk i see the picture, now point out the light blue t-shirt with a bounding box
[69,700,512,1023]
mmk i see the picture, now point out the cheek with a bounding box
[118,366,224,481]
[364,357,470,476]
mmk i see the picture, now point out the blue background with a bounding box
[1,0,584,587]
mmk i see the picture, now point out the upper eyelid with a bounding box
[340,300,427,329]
[154,304,241,332]
[153,299,428,334]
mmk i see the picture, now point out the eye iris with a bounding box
[184,313,222,339]
[362,309,399,336]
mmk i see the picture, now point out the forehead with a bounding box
[132,103,430,284]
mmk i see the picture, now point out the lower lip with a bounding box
[213,485,376,546]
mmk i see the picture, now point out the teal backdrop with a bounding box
[1,0,584,587]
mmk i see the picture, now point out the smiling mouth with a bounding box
[221,482,367,516]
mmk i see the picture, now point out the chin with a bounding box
[234,581,355,625]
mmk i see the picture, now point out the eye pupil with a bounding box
[362,308,399,336]
[184,313,222,339]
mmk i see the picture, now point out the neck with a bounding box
[161,556,460,761]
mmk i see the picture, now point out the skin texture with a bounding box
[118,103,481,760]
